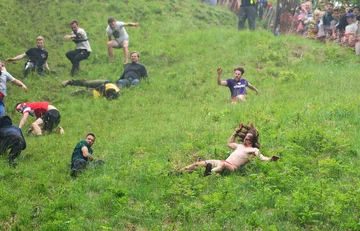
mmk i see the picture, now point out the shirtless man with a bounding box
[183,124,279,176]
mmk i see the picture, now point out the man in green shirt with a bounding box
[70,133,104,177]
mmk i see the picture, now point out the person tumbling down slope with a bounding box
[0,116,26,167]
[217,66,258,103]
[70,133,104,177]
[183,123,279,176]
[15,101,63,136]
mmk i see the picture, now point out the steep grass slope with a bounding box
[1,0,360,230]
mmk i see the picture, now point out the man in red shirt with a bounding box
[15,102,63,136]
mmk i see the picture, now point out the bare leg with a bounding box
[236,95,246,102]
[183,161,207,172]
[123,41,129,63]
[31,118,44,136]
[107,41,117,62]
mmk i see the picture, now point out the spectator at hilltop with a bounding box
[355,16,360,55]
[353,6,359,17]
[62,79,120,100]
[70,133,104,177]
[330,8,341,42]
[106,18,140,64]
[6,36,51,77]
[337,7,352,40]
[0,61,28,117]
[322,2,334,38]
[341,13,357,46]
[238,0,257,30]
[64,20,92,76]
[217,66,258,103]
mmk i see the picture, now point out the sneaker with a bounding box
[62,80,70,87]
[70,169,77,177]
[54,126,65,135]
[204,163,212,177]
[9,158,17,168]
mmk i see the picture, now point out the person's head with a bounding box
[15,102,25,113]
[0,61,5,73]
[243,130,257,147]
[326,2,333,13]
[305,1,312,11]
[346,13,355,23]
[233,67,244,81]
[36,36,45,49]
[353,6,359,16]
[313,9,322,19]
[108,18,116,29]
[332,8,340,19]
[70,20,79,33]
[345,6,353,14]
[85,133,96,147]
[130,51,140,63]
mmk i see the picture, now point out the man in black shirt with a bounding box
[6,36,50,77]
[116,51,148,88]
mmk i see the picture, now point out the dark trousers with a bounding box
[66,49,90,75]
[0,134,25,165]
[69,79,109,88]
[66,49,90,65]
[238,5,257,30]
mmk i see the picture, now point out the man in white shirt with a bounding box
[106,18,139,64]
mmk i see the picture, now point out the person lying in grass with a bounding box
[62,79,120,100]
[183,123,279,176]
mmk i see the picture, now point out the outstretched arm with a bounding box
[217,68,227,86]
[11,79,28,92]
[227,124,243,149]
[6,53,27,62]
[124,22,140,27]
[247,83,259,94]
[254,149,279,161]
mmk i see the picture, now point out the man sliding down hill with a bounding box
[70,133,104,177]
[217,66,258,103]
[183,123,279,176]
[62,79,120,100]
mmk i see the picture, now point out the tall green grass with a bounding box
[1,0,360,230]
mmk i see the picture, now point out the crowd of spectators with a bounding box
[291,3,360,55]
[203,0,360,55]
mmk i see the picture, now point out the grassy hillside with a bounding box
[1,0,360,230]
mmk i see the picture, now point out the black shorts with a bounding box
[42,109,61,132]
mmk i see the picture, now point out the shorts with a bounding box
[42,109,61,132]
[113,40,128,48]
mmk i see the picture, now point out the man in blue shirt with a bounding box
[217,66,258,103]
